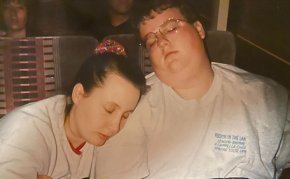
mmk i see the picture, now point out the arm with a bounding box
[276,97,290,178]
[0,112,51,178]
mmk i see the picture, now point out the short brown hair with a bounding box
[131,0,200,28]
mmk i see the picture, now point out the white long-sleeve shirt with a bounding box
[95,63,289,179]
[0,95,96,179]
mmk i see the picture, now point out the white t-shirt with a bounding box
[0,95,96,179]
[95,63,289,179]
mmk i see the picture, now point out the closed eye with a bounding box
[105,109,114,114]
[166,26,178,33]
[163,21,179,34]
[104,106,115,114]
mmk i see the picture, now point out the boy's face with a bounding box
[139,7,208,88]
[3,0,27,32]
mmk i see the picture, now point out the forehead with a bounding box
[139,7,185,38]
[101,72,135,96]
[95,72,139,108]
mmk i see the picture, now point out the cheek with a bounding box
[18,11,27,21]
[78,110,105,134]
[149,51,163,68]
[87,105,115,130]
[75,102,97,126]
[184,30,204,49]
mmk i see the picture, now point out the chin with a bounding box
[87,137,107,146]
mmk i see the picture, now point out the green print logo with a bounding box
[214,133,247,154]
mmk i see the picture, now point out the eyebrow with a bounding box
[107,102,135,113]
[142,17,178,40]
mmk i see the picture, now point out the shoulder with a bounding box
[0,95,66,142]
[8,95,66,122]
[145,72,159,85]
[0,95,67,155]
[212,63,288,100]
[144,72,166,104]
[213,63,288,128]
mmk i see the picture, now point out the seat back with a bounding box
[104,34,141,68]
[104,34,153,75]
[0,36,97,116]
[205,30,236,65]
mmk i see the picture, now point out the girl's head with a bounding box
[65,40,147,146]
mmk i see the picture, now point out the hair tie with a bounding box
[95,39,127,57]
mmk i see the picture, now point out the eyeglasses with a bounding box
[143,18,187,50]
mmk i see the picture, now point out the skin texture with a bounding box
[3,0,27,38]
[64,72,140,148]
[139,7,214,99]
[37,175,51,179]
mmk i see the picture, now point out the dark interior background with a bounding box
[0,0,289,90]
[190,0,290,90]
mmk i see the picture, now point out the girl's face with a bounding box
[3,0,27,32]
[67,72,140,146]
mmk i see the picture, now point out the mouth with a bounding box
[98,133,110,141]
[164,51,178,60]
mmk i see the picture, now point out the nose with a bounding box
[108,115,122,136]
[156,32,169,49]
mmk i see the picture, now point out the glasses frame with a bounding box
[143,17,188,50]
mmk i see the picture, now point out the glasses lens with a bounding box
[161,19,179,35]
[144,19,182,50]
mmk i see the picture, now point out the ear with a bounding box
[193,21,206,39]
[71,83,85,105]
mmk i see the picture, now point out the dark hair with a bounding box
[65,52,147,114]
[131,0,199,28]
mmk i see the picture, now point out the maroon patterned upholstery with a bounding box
[0,36,97,116]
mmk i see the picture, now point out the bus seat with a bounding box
[205,30,236,65]
[0,36,97,116]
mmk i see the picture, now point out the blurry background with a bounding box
[0,0,289,89]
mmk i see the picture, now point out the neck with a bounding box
[173,65,214,100]
[64,112,85,148]
[110,12,129,26]
[7,29,26,38]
